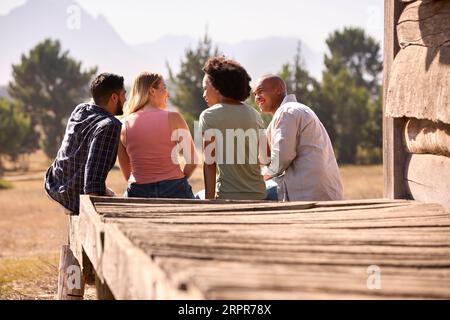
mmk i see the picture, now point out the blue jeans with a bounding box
[195,181,279,200]
[125,177,194,199]
[265,179,278,201]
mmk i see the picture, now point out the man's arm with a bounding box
[263,111,298,178]
[84,122,120,196]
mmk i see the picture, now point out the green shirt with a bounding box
[199,103,266,200]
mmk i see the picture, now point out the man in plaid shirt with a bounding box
[45,73,126,215]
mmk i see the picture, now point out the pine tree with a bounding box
[168,33,219,132]
[0,98,30,173]
[8,39,97,158]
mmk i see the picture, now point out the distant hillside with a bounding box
[0,0,324,85]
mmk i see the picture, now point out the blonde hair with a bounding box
[125,72,162,115]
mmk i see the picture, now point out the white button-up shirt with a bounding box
[263,94,343,201]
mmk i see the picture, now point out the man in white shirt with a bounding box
[254,75,343,201]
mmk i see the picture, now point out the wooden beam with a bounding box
[404,119,450,157]
[405,154,450,209]
[385,45,450,123]
[57,245,85,300]
[78,195,107,282]
[78,195,204,299]
[383,0,407,199]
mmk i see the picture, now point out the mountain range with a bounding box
[0,0,324,87]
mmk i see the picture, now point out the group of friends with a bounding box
[44,56,343,215]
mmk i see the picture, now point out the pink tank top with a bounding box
[123,109,184,184]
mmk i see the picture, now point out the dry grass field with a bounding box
[0,151,382,299]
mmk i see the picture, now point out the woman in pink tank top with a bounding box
[118,72,198,198]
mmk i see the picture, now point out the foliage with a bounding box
[0,98,30,172]
[8,39,97,158]
[168,33,219,132]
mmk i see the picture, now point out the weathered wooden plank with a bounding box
[94,199,405,208]
[313,198,411,207]
[92,198,411,213]
[93,197,404,206]
[125,235,450,268]
[68,215,81,265]
[385,45,450,124]
[398,0,450,48]
[112,204,450,268]
[118,220,450,237]
[405,154,450,208]
[405,118,450,156]
[158,258,450,299]
[78,196,206,299]
[100,223,203,299]
[104,203,449,228]
[95,201,315,216]
[90,196,267,205]
[383,0,408,199]
[76,195,450,299]
[94,202,411,218]
[118,230,450,259]
[93,199,411,219]
[78,195,107,282]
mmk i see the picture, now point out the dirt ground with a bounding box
[0,151,382,299]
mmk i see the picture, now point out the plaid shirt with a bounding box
[45,103,121,214]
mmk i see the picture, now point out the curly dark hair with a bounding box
[203,56,251,101]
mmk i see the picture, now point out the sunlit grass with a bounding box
[0,179,13,190]
[0,255,59,300]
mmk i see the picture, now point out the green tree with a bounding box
[168,33,219,132]
[279,42,320,108]
[8,39,97,158]
[324,27,382,97]
[278,42,335,138]
[320,27,383,164]
[0,98,30,173]
[358,85,383,164]
[320,69,370,164]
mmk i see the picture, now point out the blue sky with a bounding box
[0,0,384,52]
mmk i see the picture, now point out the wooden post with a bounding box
[383,0,407,199]
[95,272,115,300]
[57,245,86,300]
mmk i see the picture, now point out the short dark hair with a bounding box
[203,56,251,101]
[90,73,124,105]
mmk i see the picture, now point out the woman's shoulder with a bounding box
[120,113,133,125]
[122,112,139,120]
[168,110,184,121]
[168,110,189,130]
[199,104,223,119]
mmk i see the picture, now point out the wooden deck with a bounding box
[70,196,450,299]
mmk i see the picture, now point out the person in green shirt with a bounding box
[199,56,267,200]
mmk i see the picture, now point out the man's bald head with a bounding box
[257,75,287,95]
[253,74,287,114]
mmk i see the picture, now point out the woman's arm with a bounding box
[117,126,131,181]
[169,112,199,179]
[203,137,217,199]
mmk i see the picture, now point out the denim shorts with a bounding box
[125,177,194,199]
